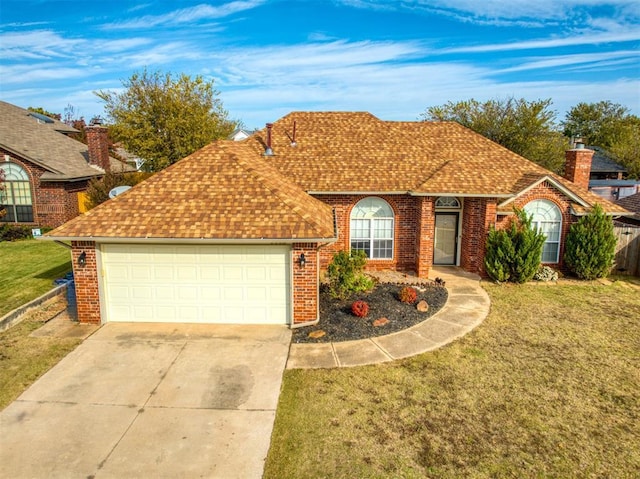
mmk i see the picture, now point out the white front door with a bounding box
[434,213,458,265]
[101,244,291,324]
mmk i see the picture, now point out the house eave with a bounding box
[498,176,590,208]
[40,235,339,245]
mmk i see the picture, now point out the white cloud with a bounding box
[102,0,267,30]
[496,50,640,73]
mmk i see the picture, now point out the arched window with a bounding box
[524,199,562,263]
[0,162,33,223]
[435,197,460,209]
[350,197,394,259]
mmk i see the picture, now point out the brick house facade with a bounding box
[46,112,630,326]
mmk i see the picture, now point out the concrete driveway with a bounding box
[0,322,291,478]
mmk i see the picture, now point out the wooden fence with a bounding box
[613,225,640,276]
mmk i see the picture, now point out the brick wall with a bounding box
[313,194,420,274]
[86,125,111,172]
[292,243,319,324]
[564,148,594,190]
[71,241,101,324]
[415,196,435,278]
[0,150,90,228]
[460,198,497,276]
[495,181,574,271]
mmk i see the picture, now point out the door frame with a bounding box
[433,212,460,265]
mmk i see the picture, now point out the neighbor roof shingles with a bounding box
[0,100,129,180]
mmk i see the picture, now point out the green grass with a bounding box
[0,297,81,409]
[265,279,640,478]
[0,239,72,317]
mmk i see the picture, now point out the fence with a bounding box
[613,225,640,276]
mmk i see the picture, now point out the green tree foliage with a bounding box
[564,204,617,280]
[327,250,375,299]
[96,69,237,172]
[484,209,546,283]
[422,97,569,173]
[563,101,640,179]
[84,171,152,210]
[27,106,61,121]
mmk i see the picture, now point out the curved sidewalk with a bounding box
[286,267,490,369]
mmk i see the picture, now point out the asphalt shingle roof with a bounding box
[47,111,628,240]
[48,141,336,240]
[0,100,128,180]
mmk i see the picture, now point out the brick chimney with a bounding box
[85,122,111,172]
[564,141,593,190]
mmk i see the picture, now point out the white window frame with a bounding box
[0,162,33,223]
[524,199,562,263]
[349,197,394,260]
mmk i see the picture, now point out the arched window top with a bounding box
[351,197,393,219]
[435,197,460,209]
[2,162,29,181]
[524,199,561,222]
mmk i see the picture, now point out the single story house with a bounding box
[616,192,640,226]
[588,146,640,201]
[44,112,630,327]
[0,100,132,227]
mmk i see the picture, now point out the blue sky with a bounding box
[1,0,638,129]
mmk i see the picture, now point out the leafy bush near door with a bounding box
[564,204,616,280]
[485,208,546,283]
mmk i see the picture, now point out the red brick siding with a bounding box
[415,196,435,278]
[312,194,421,274]
[292,243,319,324]
[496,182,574,271]
[71,241,101,324]
[564,149,594,190]
[460,198,497,276]
[0,150,90,227]
[86,126,111,171]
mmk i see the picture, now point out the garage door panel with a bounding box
[102,245,291,324]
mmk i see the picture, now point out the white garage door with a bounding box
[101,244,291,324]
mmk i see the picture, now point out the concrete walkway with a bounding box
[287,267,490,369]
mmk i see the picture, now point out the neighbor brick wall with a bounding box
[86,125,111,172]
[71,241,101,324]
[460,198,497,276]
[313,194,421,274]
[292,243,319,324]
[0,150,90,228]
[495,181,574,271]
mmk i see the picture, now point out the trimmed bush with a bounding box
[484,208,546,283]
[327,250,375,299]
[0,224,34,241]
[564,204,617,280]
[398,286,417,304]
[351,300,370,318]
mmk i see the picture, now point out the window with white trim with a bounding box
[435,196,461,209]
[524,199,561,263]
[350,197,394,259]
[0,162,33,223]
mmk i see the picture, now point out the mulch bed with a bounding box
[292,282,448,343]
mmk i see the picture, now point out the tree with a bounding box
[27,106,61,121]
[563,101,640,179]
[84,171,152,210]
[96,69,237,172]
[564,204,617,280]
[422,97,570,173]
[484,208,546,283]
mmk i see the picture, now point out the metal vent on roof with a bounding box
[28,112,54,124]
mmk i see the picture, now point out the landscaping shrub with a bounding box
[326,250,374,299]
[351,300,369,318]
[484,208,546,283]
[564,204,617,280]
[0,224,34,241]
[398,286,417,304]
[534,265,559,282]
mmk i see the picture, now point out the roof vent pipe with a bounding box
[574,136,585,149]
[265,123,274,156]
[291,120,297,147]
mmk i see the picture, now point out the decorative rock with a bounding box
[308,330,326,339]
[373,317,390,327]
[416,300,429,312]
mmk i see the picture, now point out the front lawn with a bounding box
[0,239,71,317]
[265,279,640,478]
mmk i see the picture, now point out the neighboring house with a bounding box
[0,101,132,227]
[588,146,640,201]
[45,112,631,327]
[228,128,254,141]
[616,192,640,226]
